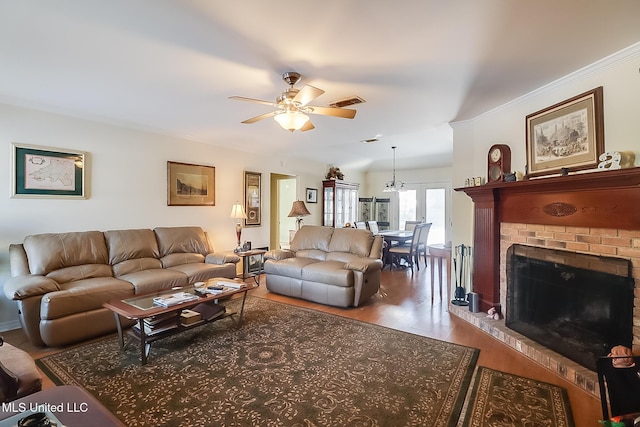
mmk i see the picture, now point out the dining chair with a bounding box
[367,221,379,234]
[404,220,422,231]
[416,223,432,267]
[387,223,425,272]
[355,221,367,229]
[597,354,640,420]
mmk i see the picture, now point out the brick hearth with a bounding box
[453,168,640,398]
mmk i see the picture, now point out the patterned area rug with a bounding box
[458,366,575,427]
[37,297,479,427]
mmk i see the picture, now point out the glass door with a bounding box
[398,184,449,244]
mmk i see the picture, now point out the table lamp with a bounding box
[288,200,311,230]
[230,203,247,252]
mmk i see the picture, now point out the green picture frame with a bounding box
[11,143,86,199]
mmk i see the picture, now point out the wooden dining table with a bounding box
[378,230,414,268]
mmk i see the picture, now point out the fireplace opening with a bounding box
[506,244,634,372]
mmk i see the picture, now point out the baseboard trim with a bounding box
[0,320,21,333]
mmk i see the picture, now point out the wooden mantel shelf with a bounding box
[455,167,640,313]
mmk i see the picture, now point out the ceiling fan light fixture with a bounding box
[274,110,309,132]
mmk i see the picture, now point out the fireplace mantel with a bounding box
[455,167,640,312]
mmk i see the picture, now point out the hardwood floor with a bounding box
[3,264,601,426]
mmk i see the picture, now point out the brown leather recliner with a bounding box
[264,226,383,307]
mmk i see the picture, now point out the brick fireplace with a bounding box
[453,167,640,397]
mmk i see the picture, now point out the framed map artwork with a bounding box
[11,143,86,199]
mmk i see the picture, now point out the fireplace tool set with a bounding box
[452,244,472,306]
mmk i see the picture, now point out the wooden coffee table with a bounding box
[104,278,257,365]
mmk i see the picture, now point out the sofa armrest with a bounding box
[345,258,383,273]
[264,249,294,261]
[205,252,240,265]
[0,359,19,402]
[3,275,59,300]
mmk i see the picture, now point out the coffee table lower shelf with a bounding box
[104,279,256,365]
[125,308,237,363]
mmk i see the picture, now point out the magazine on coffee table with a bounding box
[153,292,199,307]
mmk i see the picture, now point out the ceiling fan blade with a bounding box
[229,96,277,107]
[293,85,324,106]
[308,106,357,119]
[241,111,278,124]
[300,120,315,132]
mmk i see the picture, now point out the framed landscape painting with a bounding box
[11,143,86,199]
[525,87,604,177]
[167,161,215,206]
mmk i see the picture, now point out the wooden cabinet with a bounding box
[322,180,359,227]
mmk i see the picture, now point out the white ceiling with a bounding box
[1,1,640,171]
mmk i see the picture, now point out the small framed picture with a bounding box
[245,171,261,226]
[11,143,86,199]
[306,188,318,203]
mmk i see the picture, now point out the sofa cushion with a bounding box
[291,226,334,253]
[325,252,361,264]
[41,277,133,320]
[328,228,374,258]
[167,263,236,283]
[104,229,160,265]
[23,231,109,276]
[46,264,114,285]
[118,269,188,295]
[301,261,353,287]
[264,257,320,280]
[161,253,205,268]
[154,227,210,257]
[112,258,163,277]
[294,249,327,261]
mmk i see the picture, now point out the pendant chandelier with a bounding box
[383,146,406,192]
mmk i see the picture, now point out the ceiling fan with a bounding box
[229,72,359,132]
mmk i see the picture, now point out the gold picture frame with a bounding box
[244,171,261,226]
[11,143,87,199]
[167,161,215,206]
[525,87,604,177]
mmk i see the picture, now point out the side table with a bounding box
[235,249,266,284]
[428,244,452,306]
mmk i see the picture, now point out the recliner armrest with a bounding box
[205,252,240,265]
[264,249,294,261]
[3,275,59,300]
[345,258,383,273]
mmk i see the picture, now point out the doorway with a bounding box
[270,174,297,250]
[398,183,449,244]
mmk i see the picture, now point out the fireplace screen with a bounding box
[506,244,634,371]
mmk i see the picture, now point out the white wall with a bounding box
[0,103,329,330]
[451,43,640,248]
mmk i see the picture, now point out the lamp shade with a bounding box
[230,203,247,219]
[288,200,311,218]
[274,111,310,132]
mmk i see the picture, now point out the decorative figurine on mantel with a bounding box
[325,167,344,180]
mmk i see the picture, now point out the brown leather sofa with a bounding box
[4,226,239,347]
[264,226,383,307]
